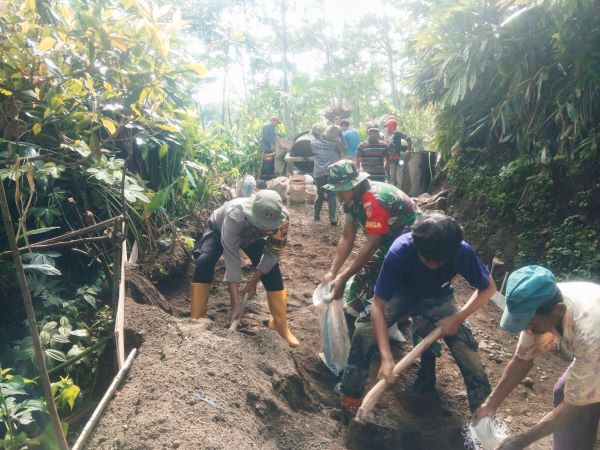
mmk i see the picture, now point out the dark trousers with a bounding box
[314,175,337,222]
[192,229,284,291]
[340,293,491,412]
[552,364,600,450]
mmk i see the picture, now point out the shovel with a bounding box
[229,292,252,331]
[355,326,443,424]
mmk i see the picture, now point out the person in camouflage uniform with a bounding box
[321,159,420,324]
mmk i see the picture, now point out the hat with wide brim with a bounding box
[323,159,370,191]
[243,190,288,231]
[500,265,558,334]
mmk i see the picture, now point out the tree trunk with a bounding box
[382,16,399,109]
[280,0,291,133]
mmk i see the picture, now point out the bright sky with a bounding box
[194,0,386,106]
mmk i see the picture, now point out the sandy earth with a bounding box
[86,202,572,449]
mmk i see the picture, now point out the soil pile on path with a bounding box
[87,203,568,449]
[87,299,344,449]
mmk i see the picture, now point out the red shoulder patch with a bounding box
[362,192,390,235]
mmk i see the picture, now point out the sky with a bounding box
[193,0,386,106]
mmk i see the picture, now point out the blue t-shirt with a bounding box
[374,233,490,301]
[342,129,360,157]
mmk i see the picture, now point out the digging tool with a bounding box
[229,292,252,331]
[355,326,443,424]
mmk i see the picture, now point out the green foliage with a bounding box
[0,366,81,448]
[0,368,44,449]
[411,0,600,278]
[0,0,206,260]
[517,216,600,280]
[51,376,80,411]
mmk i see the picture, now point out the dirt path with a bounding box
[87,203,569,449]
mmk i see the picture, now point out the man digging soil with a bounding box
[349,213,497,416]
[473,266,600,449]
[189,190,299,348]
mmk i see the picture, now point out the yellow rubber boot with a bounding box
[190,283,210,319]
[267,290,300,348]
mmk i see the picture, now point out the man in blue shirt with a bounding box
[261,116,281,153]
[340,119,359,160]
[260,117,281,178]
[340,212,496,415]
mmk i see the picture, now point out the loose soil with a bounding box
[87,202,570,449]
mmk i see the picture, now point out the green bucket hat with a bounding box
[323,159,370,191]
[243,190,288,231]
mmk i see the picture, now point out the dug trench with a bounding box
[87,203,567,449]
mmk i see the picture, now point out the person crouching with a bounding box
[190,190,299,348]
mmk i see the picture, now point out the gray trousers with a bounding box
[314,175,337,222]
[340,292,491,412]
[387,160,401,186]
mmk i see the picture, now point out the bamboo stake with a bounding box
[0,215,125,259]
[31,215,124,246]
[0,235,112,258]
[114,239,126,368]
[0,181,70,450]
[70,348,137,450]
[113,158,128,367]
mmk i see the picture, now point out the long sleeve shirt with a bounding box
[310,135,342,178]
[261,123,277,152]
[209,198,286,282]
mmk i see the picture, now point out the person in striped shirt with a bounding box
[356,123,389,182]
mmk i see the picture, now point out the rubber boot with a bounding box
[409,352,436,394]
[190,282,210,319]
[266,290,300,348]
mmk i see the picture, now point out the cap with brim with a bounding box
[500,265,558,334]
[243,190,287,230]
[500,309,537,334]
[323,172,369,191]
[322,159,370,191]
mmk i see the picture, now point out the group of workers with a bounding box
[190,117,599,450]
[309,115,413,227]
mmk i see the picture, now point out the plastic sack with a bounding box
[266,176,290,202]
[468,416,508,450]
[342,275,406,343]
[241,175,256,197]
[388,323,406,343]
[235,174,256,198]
[313,283,351,376]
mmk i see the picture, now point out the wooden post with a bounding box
[114,236,126,368]
[0,181,69,450]
[113,159,128,368]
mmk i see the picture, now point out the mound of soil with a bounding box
[87,203,570,449]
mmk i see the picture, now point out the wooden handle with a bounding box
[357,326,443,417]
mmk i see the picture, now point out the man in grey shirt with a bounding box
[190,190,299,347]
[311,125,343,225]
